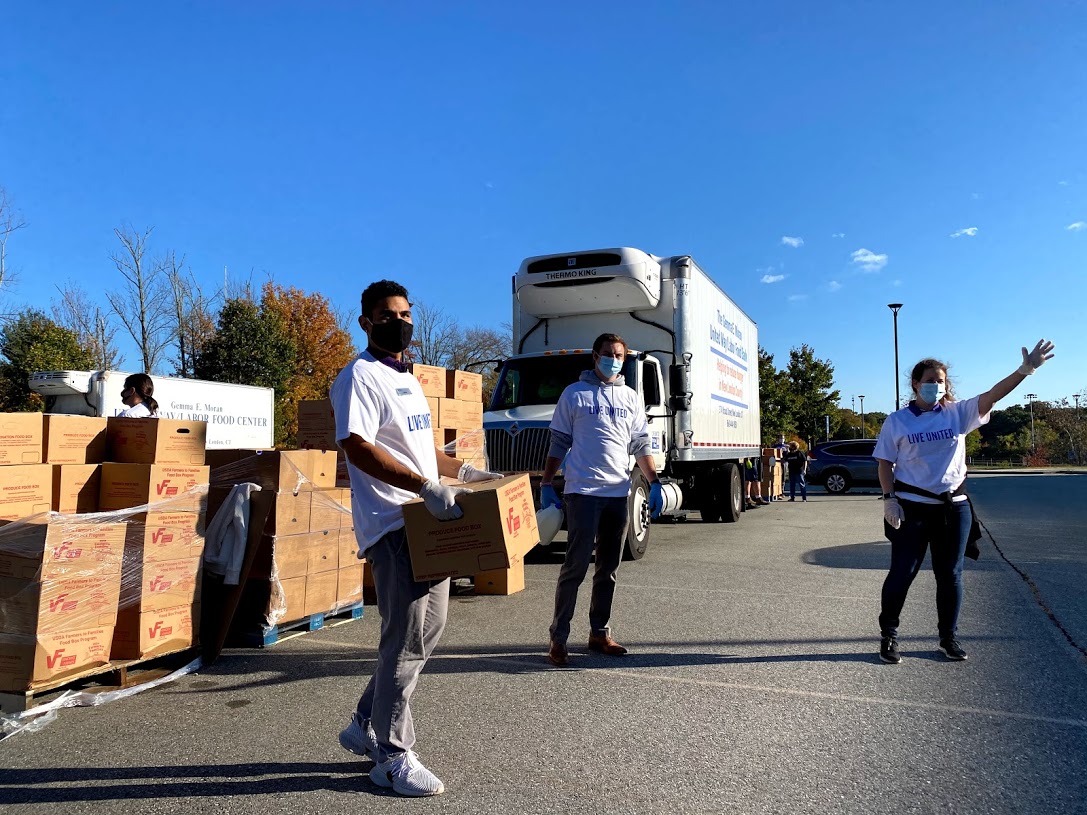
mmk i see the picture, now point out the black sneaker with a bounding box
[938,639,968,661]
[879,637,901,664]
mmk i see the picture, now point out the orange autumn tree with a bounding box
[261,282,356,447]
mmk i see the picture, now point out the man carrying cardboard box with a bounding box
[539,333,663,667]
[332,279,500,798]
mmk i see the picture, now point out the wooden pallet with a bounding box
[230,603,364,648]
[0,647,197,714]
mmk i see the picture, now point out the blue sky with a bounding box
[2,2,1085,415]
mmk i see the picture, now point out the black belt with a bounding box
[890,478,982,560]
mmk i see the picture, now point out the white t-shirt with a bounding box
[874,396,990,504]
[330,352,439,552]
[117,402,153,418]
[550,373,651,498]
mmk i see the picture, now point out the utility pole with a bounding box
[1025,393,1037,453]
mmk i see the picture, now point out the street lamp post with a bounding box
[1074,393,1082,411]
[888,304,903,409]
[1025,393,1037,453]
[859,395,866,439]
[851,396,856,437]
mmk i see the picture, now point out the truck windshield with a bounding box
[490,354,637,409]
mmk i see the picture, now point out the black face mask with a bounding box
[368,317,414,354]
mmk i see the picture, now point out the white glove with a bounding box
[458,463,503,483]
[884,497,904,530]
[1017,339,1055,375]
[419,480,472,520]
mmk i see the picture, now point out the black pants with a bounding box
[879,499,972,640]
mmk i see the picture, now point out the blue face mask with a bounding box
[596,355,624,379]
[918,382,946,404]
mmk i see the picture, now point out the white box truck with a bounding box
[484,247,761,559]
[28,370,275,449]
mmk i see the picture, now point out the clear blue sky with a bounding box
[3,2,1085,415]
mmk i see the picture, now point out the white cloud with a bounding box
[781,236,804,248]
[892,279,902,286]
[761,274,786,284]
[828,280,842,292]
[851,247,888,273]
[950,227,979,238]
[1058,180,1070,186]
[831,232,845,239]
[1067,221,1086,232]
[788,294,808,301]
[971,192,982,200]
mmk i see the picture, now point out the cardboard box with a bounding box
[227,450,338,491]
[401,474,540,581]
[337,528,360,569]
[279,576,306,622]
[43,415,108,464]
[0,413,44,466]
[126,511,205,563]
[99,464,210,512]
[207,485,308,537]
[296,399,337,451]
[304,570,337,615]
[426,397,439,421]
[474,555,525,596]
[51,464,101,514]
[446,370,483,403]
[0,520,126,580]
[309,489,345,532]
[336,563,364,608]
[119,554,201,612]
[0,573,121,634]
[251,531,337,580]
[459,400,484,429]
[112,603,196,660]
[407,364,447,399]
[0,465,53,521]
[0,626,115,692]
[106,418,207,466]
[438,399,483,431]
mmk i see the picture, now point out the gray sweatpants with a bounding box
[549,493,628,644]
[356,528,449,761]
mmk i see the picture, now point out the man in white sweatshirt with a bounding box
[539,333,663,667]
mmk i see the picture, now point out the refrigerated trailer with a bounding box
[484,247,761,559]
[28,370,275,449]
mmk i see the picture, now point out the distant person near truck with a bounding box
[784,442,808,502]
[874,338,1056,665]
[333,278,500,797]
[744,457,768,508]
[539,332,663,667]
[116,373,158,417]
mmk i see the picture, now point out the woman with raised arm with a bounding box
[874,339,1055,664]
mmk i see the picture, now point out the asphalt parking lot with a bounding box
[3,480,1087,815]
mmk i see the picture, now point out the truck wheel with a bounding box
[624,470,651,560]
[719,462,742,522]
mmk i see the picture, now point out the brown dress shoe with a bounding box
[587,634,628,656]
[548,640,569,667]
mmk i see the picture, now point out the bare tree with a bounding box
[106,225,171,373]
[0,186,28,293]
[409,301,459,366]
[52,282,124,369]
[164,252,219,377]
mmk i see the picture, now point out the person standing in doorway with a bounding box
[333,279,501,796]
[117,373,158,417]
[784,441,808,502]
[874,339,1055,665]
[539,333,663,667]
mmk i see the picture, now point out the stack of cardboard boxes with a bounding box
[207,450,360,635]
[762,447,784,501]
[0,414,209,693]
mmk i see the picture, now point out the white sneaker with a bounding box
[369,750,445,797]
[338,713,378,760]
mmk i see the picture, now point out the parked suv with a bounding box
[807,439,879,494]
